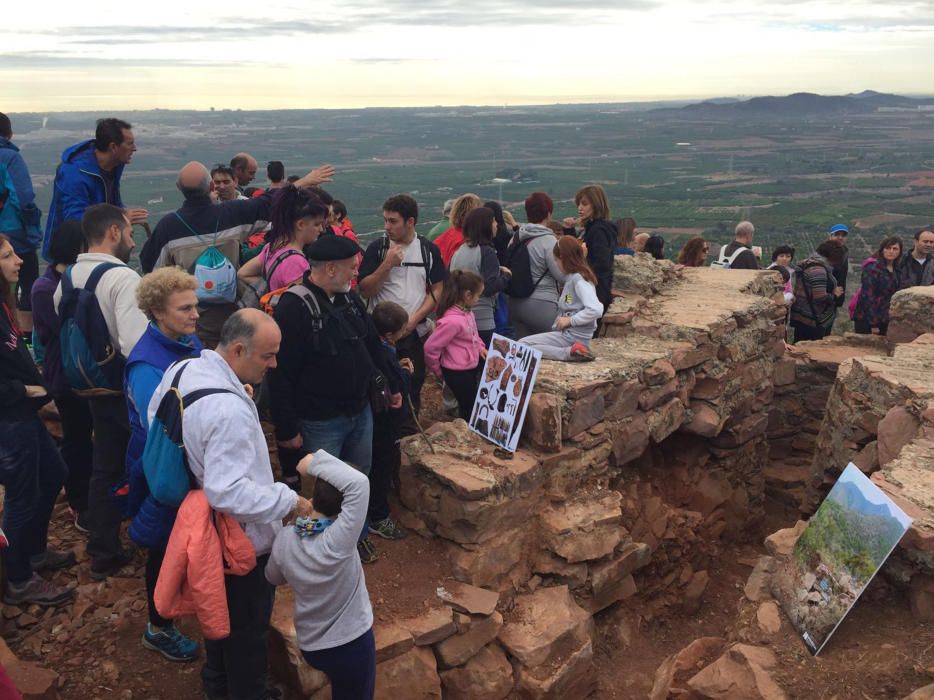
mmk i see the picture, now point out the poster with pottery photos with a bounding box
[468,334,542,452]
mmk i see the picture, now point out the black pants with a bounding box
[791,320,829,344]
[145,548,171,627]
[55,391,93,514]
[854,319,888,335]
[369,410,401,523]
[478,329,494,348]
[302,627,376,700]
[395,332,425,415]
[442,365,480,422]
[87,395,130,567]
[202,554,275,700]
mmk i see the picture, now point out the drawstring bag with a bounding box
[175,213,238,304]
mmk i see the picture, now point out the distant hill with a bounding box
[830,479,898,521]
[656,90,934,119]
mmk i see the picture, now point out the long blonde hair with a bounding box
[449,193,483,230]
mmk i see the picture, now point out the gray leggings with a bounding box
[510,297,558,339]
[521,331,584,360]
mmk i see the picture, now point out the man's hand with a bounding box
[402,318,419,338]
[499,266,512,277]
[562,217,577,229]
[278,434,303,450]
[298,164,335,188]
[833,286,844,298]
[390,392,403,409]
[24,384,48,398]
[384,244,405,269]
[293,496,313,519]
[297,453,314,476]
[399,358,414,373]
[555,316,572,331]
[503,210,518,229]
[126,208,148,225]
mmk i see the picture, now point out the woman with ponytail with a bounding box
[238,186,329,290]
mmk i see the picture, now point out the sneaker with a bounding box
[357,537,379,564]
[90,550,134,581]
[142,623,199,662]
[568,342,596,362]
[3,574,73,607]
[30,548,77,572]
[369,517,407,541]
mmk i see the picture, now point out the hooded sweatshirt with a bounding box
[423,305,486,376]
[555,272,604,342]
[516,224,566,303]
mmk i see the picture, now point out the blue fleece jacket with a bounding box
[43,140,125,259]
[0,137,41,253]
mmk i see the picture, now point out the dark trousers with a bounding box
[369,410,401,524]
[442,365,480,422]
[854,319,888,335]
[0,416,68,583]
[203,555,275,700]
[145,548,171,627]
[395,332,425,414]
[478,329,494,348]
[87,396,130,567]
[302,627,376,700]
[55,391,93,514]
[791,320,829,343]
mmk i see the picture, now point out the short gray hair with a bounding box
[735,221,755,238]
[218,310,258,351]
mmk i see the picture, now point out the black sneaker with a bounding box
[368,517,407,541]
[4,574,73,607]
[357,538,379,564]
[90,550,134,581]
[30,548,77,572]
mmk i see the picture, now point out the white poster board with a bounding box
[468,334,542,452]
[772,463,912,655]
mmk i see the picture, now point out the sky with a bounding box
[2,0,934,111]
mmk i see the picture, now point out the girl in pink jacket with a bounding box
[424,270,487,420]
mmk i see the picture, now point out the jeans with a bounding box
[302,627,376,700]
[202,555,275,700]
[55,391,93,514]
[87,395,131,567]
[0,415,68,583]
[300,407,373,540]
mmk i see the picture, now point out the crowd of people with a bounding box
[1,112,933,699]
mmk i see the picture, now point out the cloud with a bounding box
[0,51,230,68]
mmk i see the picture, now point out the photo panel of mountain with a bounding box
[468,334,542,452]
[772,463,913,655]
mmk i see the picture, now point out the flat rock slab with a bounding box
[434,612,504,669]
[440,644,514,700]
[498,585,591,668]
[399,608,457,646]
[436,581,500,616]
[374,622,414,663]
[374,646,442,700]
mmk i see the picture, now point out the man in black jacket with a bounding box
[267,236,400,563]
[898,228,934,288]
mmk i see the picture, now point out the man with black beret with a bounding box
[266,235,400,563]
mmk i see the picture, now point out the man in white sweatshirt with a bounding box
[148,308,312,700]
[54,203,148,579]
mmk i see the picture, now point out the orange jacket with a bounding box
[154,490,256,640]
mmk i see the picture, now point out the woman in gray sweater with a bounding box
[450,207,511,346]
[520,236,601,362]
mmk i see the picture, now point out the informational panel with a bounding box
[772,463,912,655]
[468,334,542,452]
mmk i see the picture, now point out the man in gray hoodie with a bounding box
[507,192,566,339]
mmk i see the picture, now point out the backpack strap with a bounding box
[286,285,324,325]
[174,211,220,244]
[263,248,302,282]
[417,236,438,303]
[83,262,126,293]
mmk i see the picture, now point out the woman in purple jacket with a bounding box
[31,221,93,531]
[853,236,903,336]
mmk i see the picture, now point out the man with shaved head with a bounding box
[148,308,312,698]
[140,160,335,346]
[230,153,258,189]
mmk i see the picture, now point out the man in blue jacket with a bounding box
[0,113,42,334]
[42,118,148,260]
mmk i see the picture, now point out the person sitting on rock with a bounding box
[266,451,375,700]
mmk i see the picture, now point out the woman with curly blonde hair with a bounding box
[124,266,203,662]
[434,193,483,266]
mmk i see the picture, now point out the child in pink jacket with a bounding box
[424,270,487,420]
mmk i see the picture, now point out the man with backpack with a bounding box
[790,239,847,342]
[147,308,312,700]
[358,194,446,414]
[53,204,148,579]
[140,161,334,347]
[268,236,401,564]
[0,113,42,337]
[711,221,760,270]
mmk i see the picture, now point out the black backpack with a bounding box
[504,234,547,298]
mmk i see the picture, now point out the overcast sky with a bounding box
[3,0,933,111]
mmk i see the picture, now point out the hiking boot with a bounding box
[30,548,77,572]
[369,517,407,541]
[357,537,379,564]
[4,574,74,607]
[568,342,596,362]
[142,623,199,662]
[90,549,134,581]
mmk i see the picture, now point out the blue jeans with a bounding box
[0,415,68,583]
[302,627,375,700]
[300,406,373,540]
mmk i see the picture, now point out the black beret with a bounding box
[305,235,362,261]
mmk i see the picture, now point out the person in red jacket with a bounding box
[434,193,482,267]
